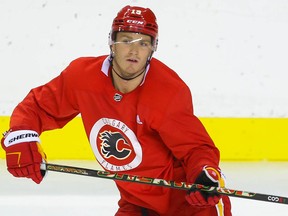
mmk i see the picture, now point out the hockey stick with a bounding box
[44,163,288,205]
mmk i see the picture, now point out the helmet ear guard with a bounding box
[108,5,158,52]
[108,30,114,46]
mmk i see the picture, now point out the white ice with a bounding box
[0,160,287,216]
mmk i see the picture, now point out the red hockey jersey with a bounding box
[10,55,223,214]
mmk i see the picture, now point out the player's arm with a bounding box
[158,85,223,206]
[10,71,79,132]
[2,63,79,183]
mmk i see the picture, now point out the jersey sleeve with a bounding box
[10,63,79,134]
[158,85,220,182]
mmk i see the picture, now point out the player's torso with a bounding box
[65,56,191,213]
[68,56,178,178]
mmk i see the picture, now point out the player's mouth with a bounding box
[127,58,138,63]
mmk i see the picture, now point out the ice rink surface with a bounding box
[1,160,287,216]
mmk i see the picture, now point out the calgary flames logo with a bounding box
[99,131,131,160]
[89,118,142,172]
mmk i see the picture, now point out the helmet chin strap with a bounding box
[112,66,146,81]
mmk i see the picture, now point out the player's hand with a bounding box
[186,166,223,208]
[1,129,47,184]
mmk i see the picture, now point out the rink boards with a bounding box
[0,116,287,161]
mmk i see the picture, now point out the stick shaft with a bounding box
[45,163,288,205]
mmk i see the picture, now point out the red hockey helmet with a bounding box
[109,5,158,51]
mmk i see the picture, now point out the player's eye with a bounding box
[140,41,151,47]
[117,38,132,44]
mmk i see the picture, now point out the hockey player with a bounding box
[1,5,232,216]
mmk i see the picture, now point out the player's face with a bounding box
[111,32,153,79]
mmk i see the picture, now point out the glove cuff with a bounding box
[203,166,221,183]
[2,129,40,147]
[202,166,226,188]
